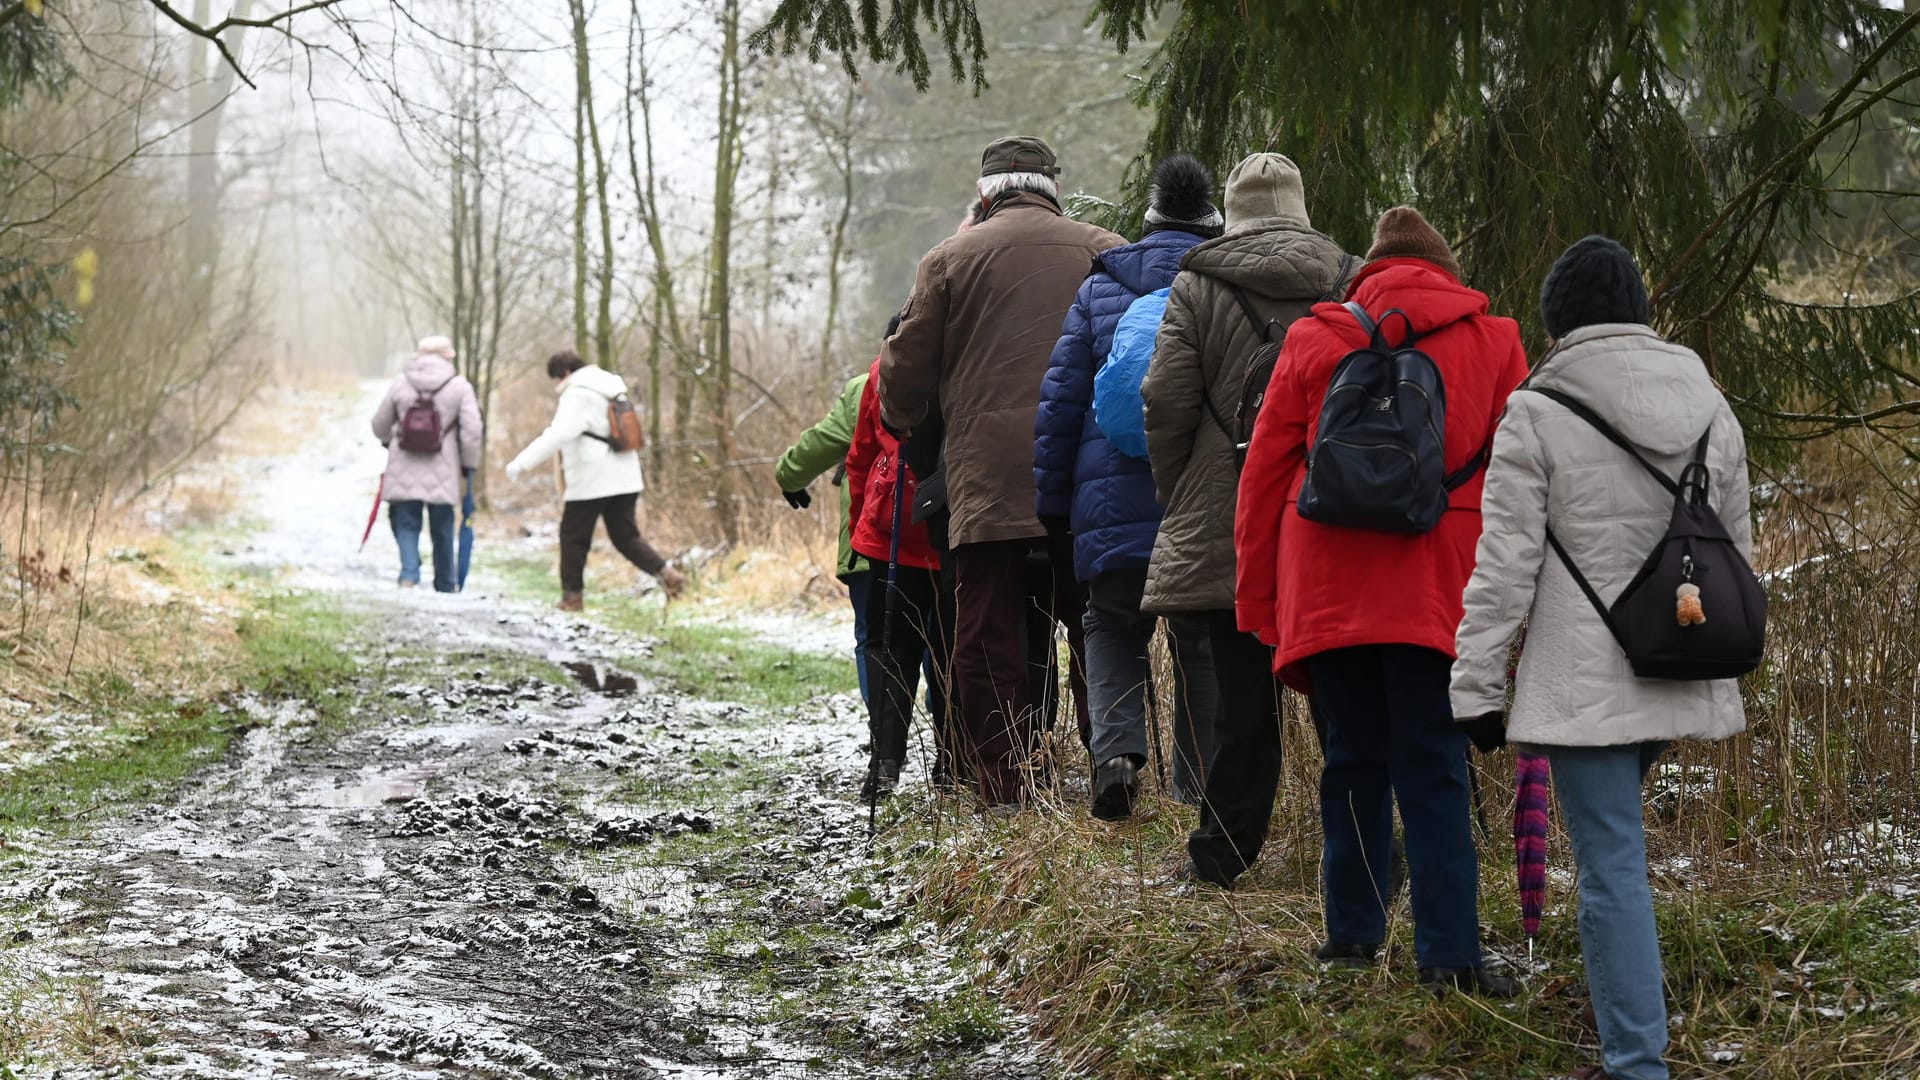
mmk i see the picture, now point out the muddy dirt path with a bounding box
[5,386,1054,1079]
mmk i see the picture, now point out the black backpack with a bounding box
[1295,302,1485,533]
[1531,388,1767,681]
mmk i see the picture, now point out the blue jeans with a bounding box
[1547,742,1670,1080]
[390,500,456,592]
[846,571,873,706]
[1310,645,1480,969]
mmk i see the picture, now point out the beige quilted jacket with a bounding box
[1450,323,1753,747]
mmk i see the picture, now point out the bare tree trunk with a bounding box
[703,0,744,546]
[185,0,253,314]
[579,8,616,369]
[817,86,856,378]
[569,0,591,356]
[626,3,683,473]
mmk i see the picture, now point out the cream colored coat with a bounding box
[505,365,644,502]
[1450,324,1753,747]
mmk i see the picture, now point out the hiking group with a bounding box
[775,135,1764,1080]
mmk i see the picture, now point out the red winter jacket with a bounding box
[848,358,940,571]
[1234,258,1530,693]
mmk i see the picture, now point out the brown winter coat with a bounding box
[878,191,1124,548]
[1140,222,1353,614]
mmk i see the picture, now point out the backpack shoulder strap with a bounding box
[1526,387,1678,496]
[1231,286,1275,344]
[1342,301,1381,347]
[1544,526,1629,652]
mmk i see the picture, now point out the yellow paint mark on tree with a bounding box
[73,247,98,307]
[23,0,43,16]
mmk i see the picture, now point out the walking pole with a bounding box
[1143,638,1167,792]
[871,452,908,838]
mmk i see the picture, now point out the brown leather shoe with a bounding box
[556,591,584,612]
[659,567,686,600]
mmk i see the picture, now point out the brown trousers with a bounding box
[947,535,1089,804]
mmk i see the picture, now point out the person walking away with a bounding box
[878,135,1123,808]
[776,368,873,703]
[1139,154,1353,874]
[1235,206,1526,993]
[1035,154,1223,820]
[371,335,483,593]
[1452,236,1754,1077]
[505,350,684,608]
[847,355,955,798]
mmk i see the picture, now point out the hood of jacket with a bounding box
[404,352,458,390]
[1094,228,1209,297]
[560,363,627,399]
[1179,222,1348,302]
[1528,323,1722,456]
[1331,257,1490,338]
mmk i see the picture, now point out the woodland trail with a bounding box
[3,386,1052,1080]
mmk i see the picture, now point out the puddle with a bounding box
[297,771,426,807]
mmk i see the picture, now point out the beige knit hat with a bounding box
[1223,153,1310,231]
[1364,206,1461,280]
[416,335,456,359]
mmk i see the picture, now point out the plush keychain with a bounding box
[1676,582,1706,626]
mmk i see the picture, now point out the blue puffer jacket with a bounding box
[1035,227,1209,582]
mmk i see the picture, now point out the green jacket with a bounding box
[775,372,869,578]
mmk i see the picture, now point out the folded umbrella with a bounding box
[457,471,476,591]
[1515,750,1551,959]
[359,474,385,551]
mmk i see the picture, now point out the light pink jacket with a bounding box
[371,353,484,506]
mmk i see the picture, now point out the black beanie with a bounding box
[1539,235,1649,338]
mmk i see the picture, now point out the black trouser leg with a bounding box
[1186,610,1286,884]
[598,493,667,576]
[863,566,946,763]
[558,499,601,593]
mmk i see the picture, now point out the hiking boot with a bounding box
[1314,941,1380,970]
[1419,965,1519,998]
[659,566,687,599]
[859,758,901,802]
[398,580,418,589]
[1089,756,1140,821]
[557,591,584,612]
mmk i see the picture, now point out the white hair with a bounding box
[976,171,1059,201]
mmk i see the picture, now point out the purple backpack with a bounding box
[398,376,455,453]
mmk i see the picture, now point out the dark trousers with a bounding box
[1187,610,1308,882]
[389,500,457,592]
[559,493,666,592]
[1166,616,1217,802]
[863,565,955,773]
[949,535,1089,804]
[1311,644,1480,969]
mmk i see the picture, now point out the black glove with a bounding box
[782,488,811,510]
[1038,514,1071,539]
[1461,711,1507,754]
